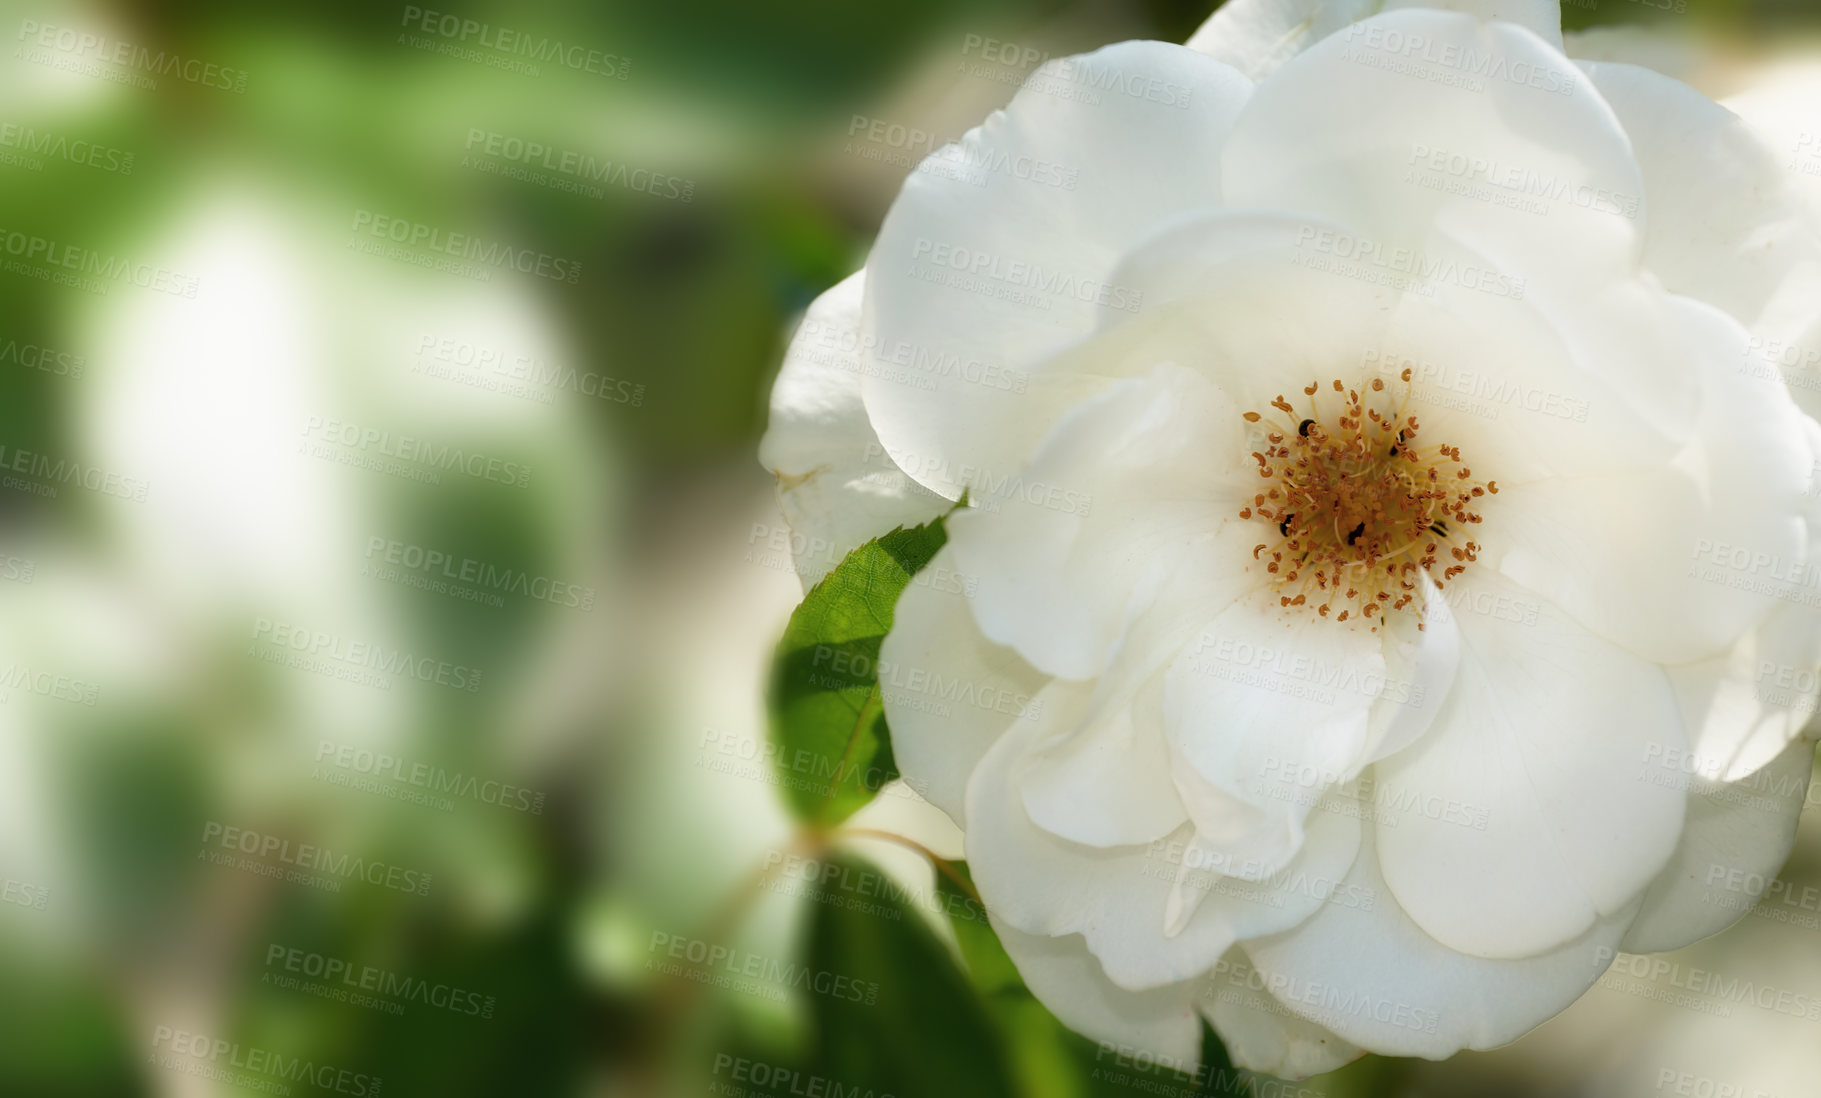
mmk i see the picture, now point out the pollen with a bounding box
[1237,372,1495,630]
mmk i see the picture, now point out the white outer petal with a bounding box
[758,272,951,588]
[1221,9,1637,299]
[1239,823,1642,1059]
[1164,589,1385,880]
[1581,60,1821,348]
[1201,948,1364,1079]
[1489,297,1811,667]
[1363,571,1461,765]
[993,920,1207,1069]
[1372,570,1686,959]
[1186,0,1560,81]
[966,712,1362,992]
[1721,59,1821,426]
[1621,736,1817,954]
[861,42,1254,500]
[879,543,1048,826]
[944,362,1250,681]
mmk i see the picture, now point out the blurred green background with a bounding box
[1,0,1819,1096]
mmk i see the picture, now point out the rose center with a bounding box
[1239,372,1496,629]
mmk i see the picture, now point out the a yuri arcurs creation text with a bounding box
[761,0,1821,1079]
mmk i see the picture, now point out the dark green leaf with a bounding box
[804,852,1017,1098]
[768,518,947,827]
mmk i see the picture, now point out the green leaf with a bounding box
[768,517,947,828]
[803,852,1017,1098]
[934,860,1020,995]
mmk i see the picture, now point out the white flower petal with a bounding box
[1718,61,1821,427]
[861,42,1254,499]
[1164,588,1386,875]
[1094,209,1415,409]
[1372,569,1686,959]
[1363,569,1460,765]
[1186,0,1561,82]
[758,272,951,588]
[1490,298,1811,666]
[1581,61,1821,340]
[1021,673,1189,848]
[1564,26,1707,88]
[1185,0,1380,81]
[1222,10,1641,300]
[967,713,1362,991]
[945,362,1253,680]
[879,543,1049,826]
[1240,823,1641,1059]
[1379,0,1560,46]
[1621,736,1817,954]
[1673,412,1821,780]
[992,920,1204,1067]
[1101,212,1683,488]
[1200,948,1363,1079]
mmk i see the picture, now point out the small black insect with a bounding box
[1298,419,1315,437]
[1346,522,1366,546]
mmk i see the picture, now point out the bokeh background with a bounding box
[2,0,1820,1095]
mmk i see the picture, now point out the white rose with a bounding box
[760,0,1821,1077]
